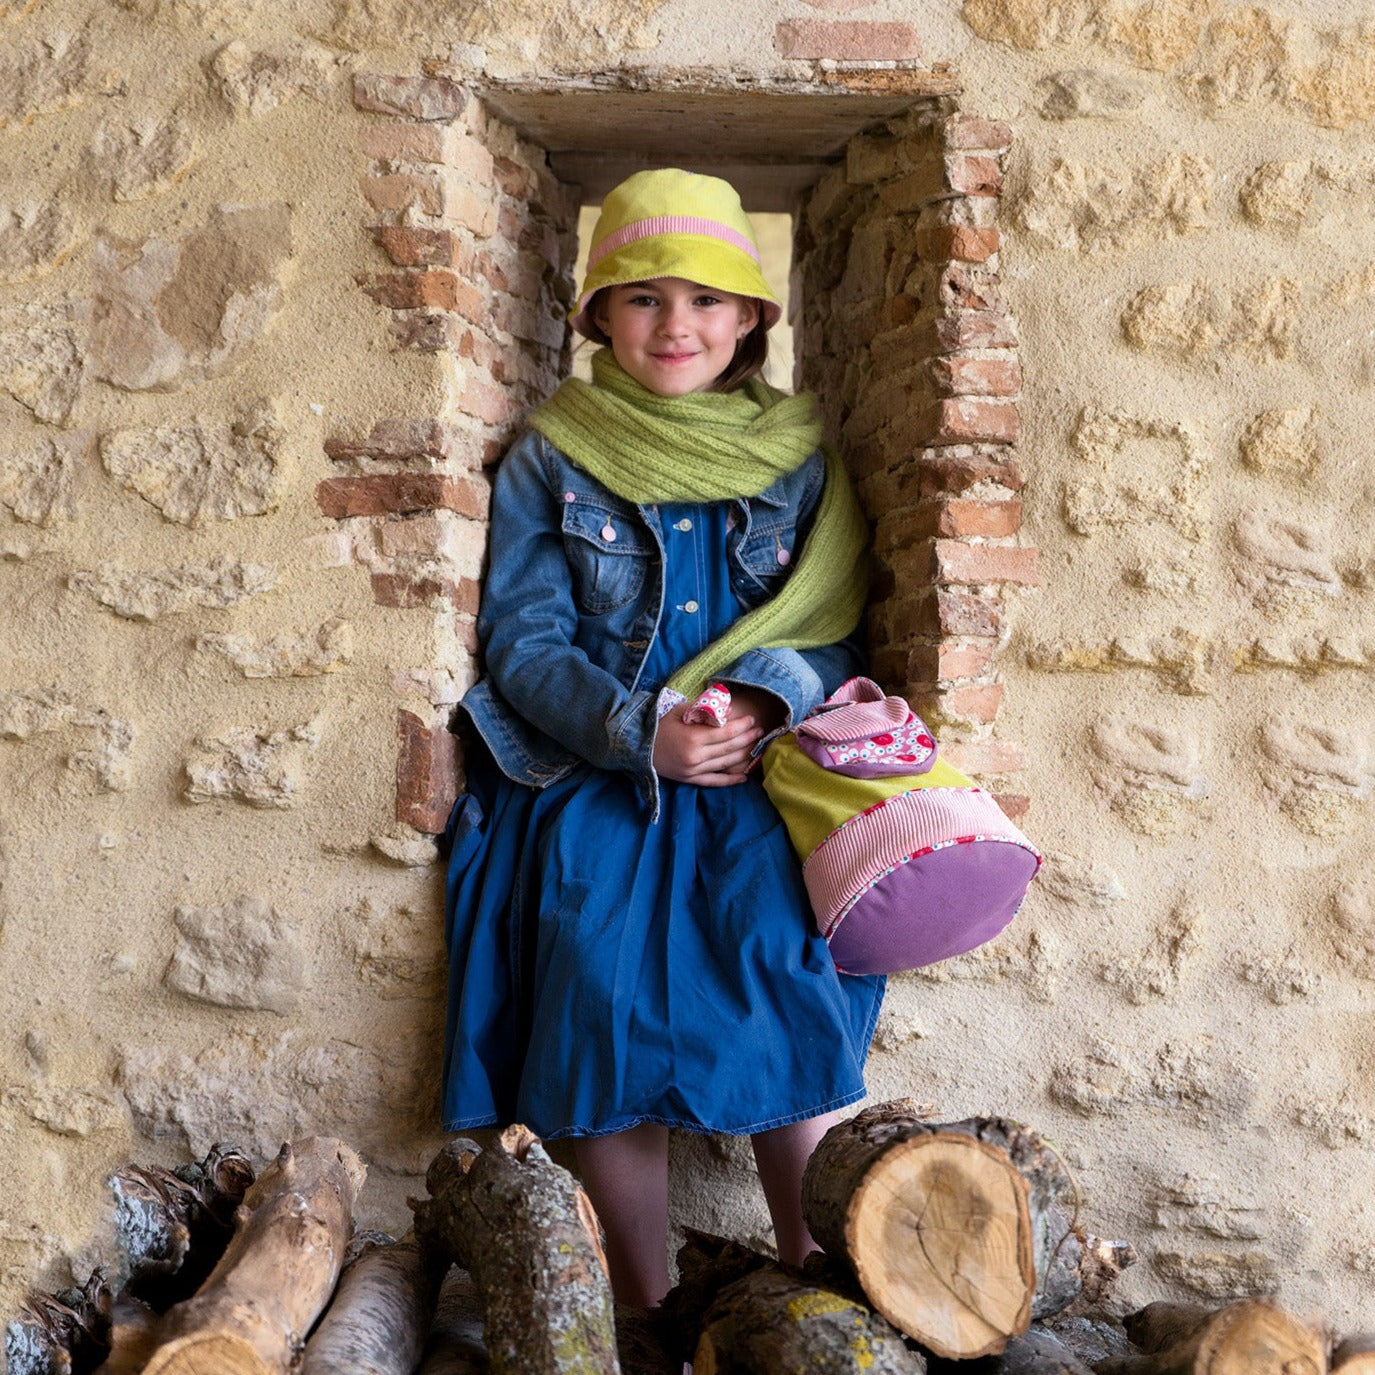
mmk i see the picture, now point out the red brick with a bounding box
[941,739,1026,775]
[362,269,487,318]
[391,311,463,352]
[372,573,481,613]
[361,172,444,218]
[442,178,500,236]
[919,398,1021,446]
[926,587,1003,637]
[937,498,1022,539]
[937,642,998,680]
[946,154,1003,196]
[396,710,462,834]
[361,122,448,163]
[774,18,922,59]
[798,0,875,9]
[942,682,1005,724]
[353,73,471,121]
[944,117,1014,152]
[940,265,1005,311]
[324,419,470,466]
[453,375,516,427]
[933,540,1040,586]
[316,474,489,520]
[993,793,1030,822]
[931,310,1018,351]
[930,355,1022,398]
[918,451,1025,497]
[918,224,1000,263]
[372,226,467,270]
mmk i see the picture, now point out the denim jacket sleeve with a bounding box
[474,432,661,792]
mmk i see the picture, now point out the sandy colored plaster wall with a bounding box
[3,0,1375,1333]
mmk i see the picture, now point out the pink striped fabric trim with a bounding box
[586,215,761,270]
[802,788,1040,936]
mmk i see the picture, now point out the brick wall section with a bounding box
[795,103,1034,803]
[318,73,578,834]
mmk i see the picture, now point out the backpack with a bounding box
[760,677,1041,975]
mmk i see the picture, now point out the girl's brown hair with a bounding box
[582,288,772,393]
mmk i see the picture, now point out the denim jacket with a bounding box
[458,428,864,819]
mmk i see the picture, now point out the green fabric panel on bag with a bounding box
[760,736,973,861]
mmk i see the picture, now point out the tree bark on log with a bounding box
[6,1271,112,1375]
[692,1266,927,1374]
[110,1144,255,1310]
[299,1231,443,1375]
[1093,1299,1327,1375]
[413,1124,620,1375]
[136,1137,365,1375]
[417,1269,488,1375]
[803,1101,1130,1360]
[988,1328,1097,1373]
[1333,1335,1375,1372]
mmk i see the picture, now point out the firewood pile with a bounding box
[5,1099,1370,1374]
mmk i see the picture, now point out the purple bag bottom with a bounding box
[828,840,1040,976]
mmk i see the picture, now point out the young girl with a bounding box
[442,167,885,1307]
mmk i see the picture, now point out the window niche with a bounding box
[338,69,1033,840]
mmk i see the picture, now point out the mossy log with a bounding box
[417,1269,488,1375]
[802,1101,1133,1360]
[110,1143,255,1309]
[137,1137,365,1375]
[1333,1335,1375,1372]
[1093,1298,1327,1375]
[692,1265,927,1374]
[413,1123,620,1375]
[299,1231,443,1375]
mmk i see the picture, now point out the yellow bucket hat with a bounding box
[572,168,783,339]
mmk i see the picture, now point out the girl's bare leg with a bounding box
[751,1110,840,1266]
[573,1124,673,1307]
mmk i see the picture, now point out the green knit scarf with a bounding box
[529,349,869,698]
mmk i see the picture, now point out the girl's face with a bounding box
[593,278,760,397]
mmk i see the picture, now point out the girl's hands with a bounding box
[651,687,786,786]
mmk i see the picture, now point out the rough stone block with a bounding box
[197,618,354,679]
[1239,407,1320,477]
[184,721,321,809]
[0,686,133,793]
[353,71,472,121]
[85,117,200,203]
[70,558,277,620]
[0,431,90,526]
[164,896,305,1014]
[101,403,286,526]
[1038,68,1147,120]
[0,200,81,286]
[209,39,338,115]
[774,18,922,59]
[396,709,461,833]
[941,739,1026,774]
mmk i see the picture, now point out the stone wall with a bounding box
[2,0,1374,1330]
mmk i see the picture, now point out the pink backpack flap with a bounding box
[763,678,1042,976]
[794,675,938,778]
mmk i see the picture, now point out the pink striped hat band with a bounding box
[587,215,763,270]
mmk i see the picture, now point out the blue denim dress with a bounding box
[441,500,884,1139]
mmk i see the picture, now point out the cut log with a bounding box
[110,1144,255,1309]
[803,1101,1124,1359]
[417,1269,488,1375]
[413,1124,620,1374]
[1093,1298,1326,1375]
[1334,1335,1375,1372]
[299,1231,444,1375]
[138,1137,365,1375]
[692,1266,927,1374]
